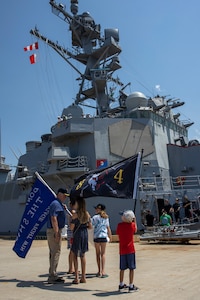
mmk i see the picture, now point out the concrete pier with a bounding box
[0,238,200,300]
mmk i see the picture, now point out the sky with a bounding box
[1,0,200,171]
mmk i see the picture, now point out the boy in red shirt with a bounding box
[116,210,138,292]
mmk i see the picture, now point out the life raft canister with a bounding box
[176,176,185,185]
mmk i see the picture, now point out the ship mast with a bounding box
[30,0,124,117]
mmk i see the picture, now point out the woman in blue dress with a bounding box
[70,197,92,284]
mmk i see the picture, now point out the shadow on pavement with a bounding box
[0,278,93,293]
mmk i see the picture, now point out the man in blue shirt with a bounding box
[47,188,69,284]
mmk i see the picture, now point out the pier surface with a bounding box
[0,238,200,300]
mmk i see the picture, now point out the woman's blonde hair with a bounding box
[99,210,109,219]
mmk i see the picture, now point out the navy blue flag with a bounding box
[70,153,141,200]
[13,172,56,258]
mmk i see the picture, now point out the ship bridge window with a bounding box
[152,113,187,136]
[139,111,150,118]
[152,113,161,122]
[130,110,151,119]
[171,123,176,131]
[129,111,137,118]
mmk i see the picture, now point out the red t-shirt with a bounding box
[116,222,136,255]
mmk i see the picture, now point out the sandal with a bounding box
[101,274,109,278]
[72,279,79,284]
[96,272,101,277]
[80,278,86,283]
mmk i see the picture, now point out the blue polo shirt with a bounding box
[47,198,66,229]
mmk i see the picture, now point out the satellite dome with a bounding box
[82,11,91,17]
[188,140,199,147]
[62,104,83,118]
[126,91,148,111]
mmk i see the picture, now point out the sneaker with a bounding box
[48,277,65,284]
[118,284,128,292]
[128,285,138,292]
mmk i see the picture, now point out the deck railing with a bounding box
[58,156,88,169]
[139,175,200,192]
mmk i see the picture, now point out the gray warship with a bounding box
[1,0,200,235]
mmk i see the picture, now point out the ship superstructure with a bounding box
[0,0,200,234]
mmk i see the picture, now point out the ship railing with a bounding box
[171,175,200,190]
[139,175,200,192]
[20,156,89,176]
[15,164,49,176]
[58,156,88,169]
[139,177,164,191]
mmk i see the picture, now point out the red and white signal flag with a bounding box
[29,54,37,64]
[24,42,39,51]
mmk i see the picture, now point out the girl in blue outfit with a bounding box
[92,204,112,278]
[70,197,92,284]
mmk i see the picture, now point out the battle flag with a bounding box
[70,153,141,200]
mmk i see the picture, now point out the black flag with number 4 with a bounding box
[70,154,141,200]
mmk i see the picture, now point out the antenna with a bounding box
[9,147,19,161]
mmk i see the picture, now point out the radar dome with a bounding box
[188,140,199,146]
[62,104,83,118]
[126,92,148,111]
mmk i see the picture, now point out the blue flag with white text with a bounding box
[13,173,56,258]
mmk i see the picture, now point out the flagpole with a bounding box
[133,149,144,213]
[35,172,72,216]
[35,172,57,196]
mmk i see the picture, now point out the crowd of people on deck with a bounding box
[144,196,200,227]
[46,188,138,292]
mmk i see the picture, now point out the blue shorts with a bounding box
[94,237,107,243]
[120,253,136,270]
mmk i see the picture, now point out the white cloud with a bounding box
[155,84,161,91]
